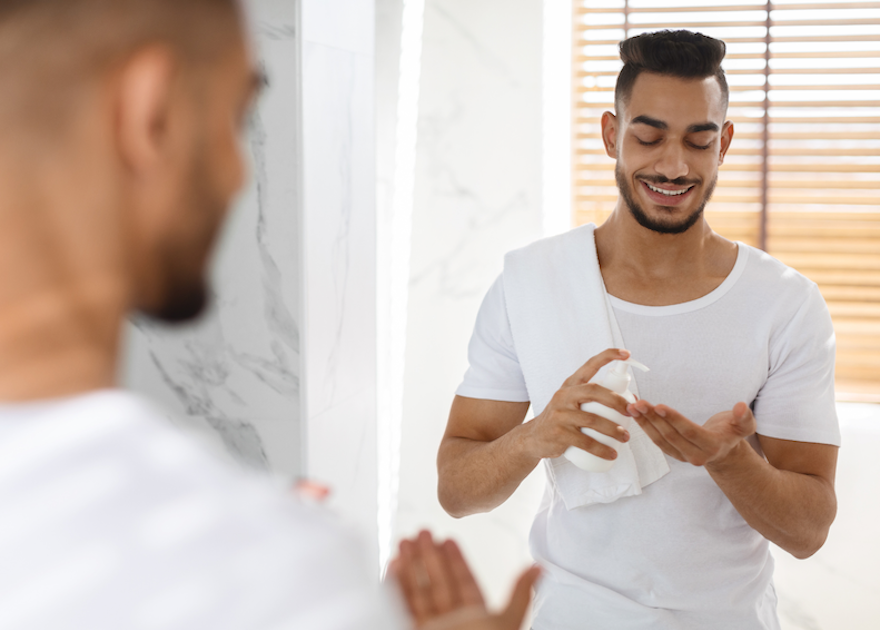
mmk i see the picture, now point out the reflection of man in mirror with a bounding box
[0,1,540,629]
[440,30,840,629]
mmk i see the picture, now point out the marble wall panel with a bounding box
[394,0,545,607]
[122,0,302,478]
[301,0,380,570]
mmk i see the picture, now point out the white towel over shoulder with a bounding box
[502,223,669,510]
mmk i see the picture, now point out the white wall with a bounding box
[393,0,546,607]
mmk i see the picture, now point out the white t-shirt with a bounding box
[0,390,405,630]
[457,243,840,630]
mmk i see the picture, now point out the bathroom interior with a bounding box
[120,0,880,628]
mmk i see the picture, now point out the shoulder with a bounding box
[0,390,392,628]
[739,243,817,291]
[734,244,832,344]
[737,243,823,307]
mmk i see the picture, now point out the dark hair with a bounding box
[614,30,729,112]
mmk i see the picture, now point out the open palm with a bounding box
[627,400,757,466]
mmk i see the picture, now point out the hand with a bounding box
[627,400,757,468]
[523,348,633,462]
[388,530,541,630]
[291,479,331,502]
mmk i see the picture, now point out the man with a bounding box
[0,1,538,628]
[438,30,840,629]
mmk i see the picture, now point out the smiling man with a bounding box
[438,30,841,629]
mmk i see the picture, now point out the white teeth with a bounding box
[646,182,692,196]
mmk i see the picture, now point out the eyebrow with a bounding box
[687,122,720,133]
[630,115,719,134]
[631,115,667,130]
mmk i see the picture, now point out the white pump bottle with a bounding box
[563,357,650,472]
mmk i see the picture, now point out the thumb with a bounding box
[497,565,541,629]
[731,402,756,435]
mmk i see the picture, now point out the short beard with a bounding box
[151,274,209,324]
[144,143,224,325]
[615,164,716,235]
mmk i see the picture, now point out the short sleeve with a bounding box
[455,275,530,402]
[753,283,841,446]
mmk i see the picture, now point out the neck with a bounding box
[0,275,128,402]
[595,202,724,278]
[0,152,130,402]
[594,201,739,306]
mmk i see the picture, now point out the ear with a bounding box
[601,111,618,159]
[116,46,177,172]
[718,120,734,166]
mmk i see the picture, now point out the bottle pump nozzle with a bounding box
[604,357,650,394]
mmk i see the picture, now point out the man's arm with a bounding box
[438,397,536,518]
[438,348,633,518]
[628,401,837,559]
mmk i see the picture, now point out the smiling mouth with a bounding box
[643,181,695,197]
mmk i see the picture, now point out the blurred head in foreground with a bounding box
[0,0,261,398]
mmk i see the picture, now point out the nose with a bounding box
[654,141,689,181]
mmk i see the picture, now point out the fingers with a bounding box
[555,381,633,438]
[292,479,331,502]
[498,565,542,630]
[538,407,625,460]
[572,382,632,419]
[565,348,630,386]
[418,531,458,615]
[646,404,705,450]
[628,401,755,467]
[532,399,630,461]
[394,537,434,625]
[630,414,687,462]
[627,401,694,463]
[532,349,636,461]
[441,538,485,609]
[570,430,620,461]
[390,532,490,628]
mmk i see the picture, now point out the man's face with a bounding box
[145,34,262,323]
[604,72,732,235]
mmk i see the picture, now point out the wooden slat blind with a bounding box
[573,0,880,400]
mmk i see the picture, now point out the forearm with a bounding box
[706,440,837,559]
[438,423,541,518]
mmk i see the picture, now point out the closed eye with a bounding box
[636,137,660,146]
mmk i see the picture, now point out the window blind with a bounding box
[573,0,880,400]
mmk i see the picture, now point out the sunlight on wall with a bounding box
[377,0,425,574]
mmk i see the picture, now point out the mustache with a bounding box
[638,176,700,187]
